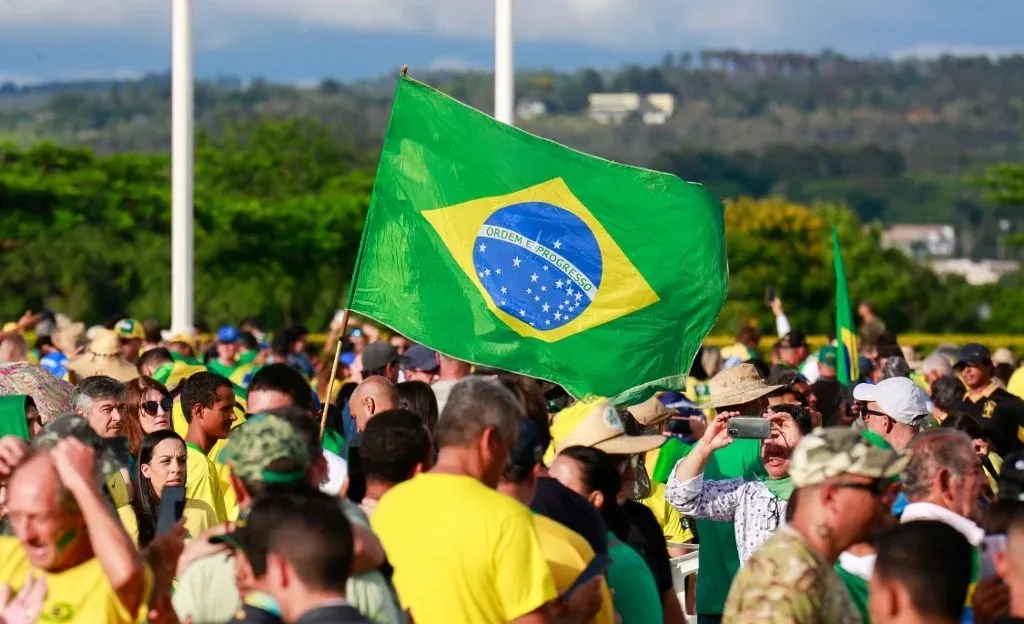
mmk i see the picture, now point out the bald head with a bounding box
[350,376,399,432]
[7,451,86,571]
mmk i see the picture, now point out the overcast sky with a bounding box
[1,0,1022,83]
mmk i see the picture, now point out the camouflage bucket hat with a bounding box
[218,413,310,484]
[32,413,125,480]
[790,427,909,488]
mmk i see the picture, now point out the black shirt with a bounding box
[959,384,1024,455]
[530,477,609,556]
[622,500,674,596]
[296,604,372,624]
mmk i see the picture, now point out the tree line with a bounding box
[3,117,1024,335]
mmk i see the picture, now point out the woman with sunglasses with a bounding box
[117,429,218,547]
[122,376,174,459]
[666,405,815,565]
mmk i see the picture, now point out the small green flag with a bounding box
[347,77,728,403]
[832,228,859,385]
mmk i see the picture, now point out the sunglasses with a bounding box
[857,401,888,420]
[141,397,173,416]
[832,478,891,498]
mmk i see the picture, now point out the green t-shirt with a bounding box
[607,532,663,624]
[695,439,763,616]
[322,427,346,457]
[652,437,693,484]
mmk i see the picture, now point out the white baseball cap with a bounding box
[853,377,931,426]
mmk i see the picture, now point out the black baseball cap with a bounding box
[954,343,992,370]
[780,331,808,350]
[508,418,545,473]
[399,344,439,373]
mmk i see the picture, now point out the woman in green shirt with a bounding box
[550,445,663,624]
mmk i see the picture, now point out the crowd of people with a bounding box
[1,300,1024,623]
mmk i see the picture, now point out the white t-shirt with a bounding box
[320,449,349,497]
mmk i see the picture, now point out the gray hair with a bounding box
[881,356,912,380]
[435,376,524,448]
[70,376,125,415]
[921,354,954,378]
[901,429,975,501]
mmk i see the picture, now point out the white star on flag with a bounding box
[496,268,502,275]
[540,285,547,292]
[542,303,550,312]
[553,240,562,249]
[575,293,582,301]
[543,266,549,271]
[479,243,487,252]
[554,312,562,320]
[500,286,508,294]
[530,273,539,283]
[519,309,526,317]
[527,288,533,295]
[501,299,506,305]
[534,296,540,302]
[484,269,491,277]
[567,287,575,296]
[513,257,522,268]
[545,320,551,325]
[555,280,564,289]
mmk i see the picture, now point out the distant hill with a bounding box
[1,50,1023,246]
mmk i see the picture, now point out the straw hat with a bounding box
[705,363,783,409]
[993,347,1017,368]
[555,399,666,455]
[627,395,676,428]
[67,328,138,383]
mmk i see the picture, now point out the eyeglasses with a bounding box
[832,479,891,498]
[141,397,173,416]
[857,401,888,420]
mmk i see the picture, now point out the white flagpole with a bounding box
[171,0,195,333]
[494,0,515,125]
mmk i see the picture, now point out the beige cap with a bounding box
[555,399,666,455]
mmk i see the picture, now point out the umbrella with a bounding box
[0,362,73,423]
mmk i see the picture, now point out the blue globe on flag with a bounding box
[472,201,603,331]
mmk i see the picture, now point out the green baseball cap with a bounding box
[218,413,310,484]
[790,427,908,488]
[817,346,838,369]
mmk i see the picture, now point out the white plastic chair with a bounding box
[669,545,700,624]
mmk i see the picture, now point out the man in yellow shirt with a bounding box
[180,371,237,522]
[0,437,151,623]
[371,378,558,624]
[497,418,610,624]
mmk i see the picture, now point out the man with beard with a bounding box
[724,428,907,623]
[667,404,814,564]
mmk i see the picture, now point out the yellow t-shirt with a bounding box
[1008,367,1024,401]
[185,443,228,523]
[533,514,615,624]
[0,536,153,624]
[642,448,693,544]
[117,499,220,546]
[173,399,244,521]
[372,473,557,624]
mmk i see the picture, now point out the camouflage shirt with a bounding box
[723,525,861,624]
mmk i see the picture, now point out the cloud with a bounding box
[1,0,1022,56]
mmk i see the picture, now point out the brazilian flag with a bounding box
[347,76,728,403]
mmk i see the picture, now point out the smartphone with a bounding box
[562,555,610,601]
[156,485,186,535]
[727,416,771,439]
[765,286,777,306]
[980,534,1006,581]
[665,417,692,437]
